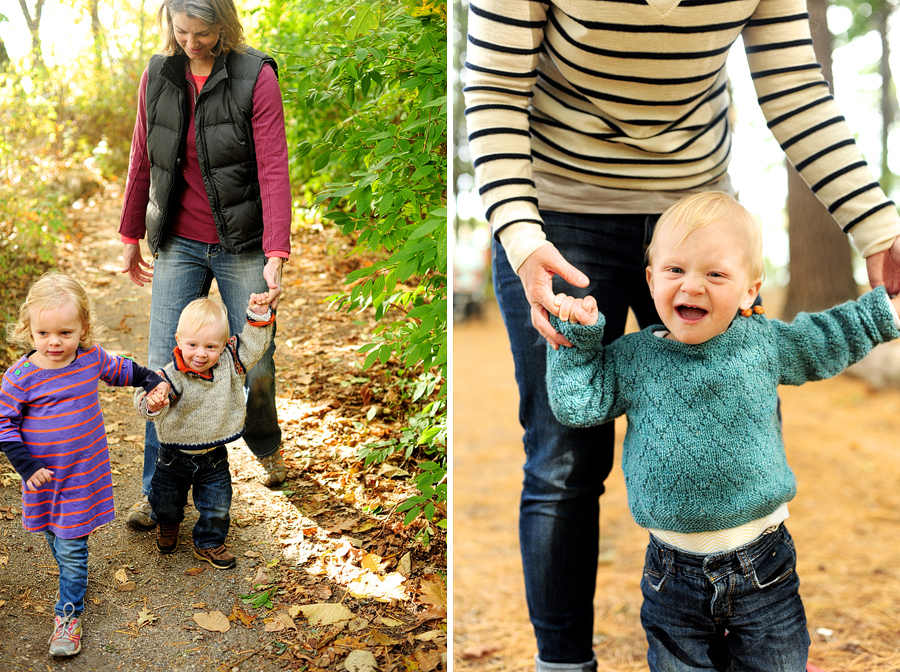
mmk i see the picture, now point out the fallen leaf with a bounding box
[298,602,353,625]
[243,550,261,558]
[0,556,9,567]
[184,567,205,576]
[348,571,407,603]
[460,645,501,660]
[414,649,443,672]
[264,613,297,632]
[192,610,230,633]
[361,553,385,573]
[397,552,412,577]
[116,581,136,592]
[379,616,404,628]
[114,568,128,584]
[230,604,255,628]
[376,464,408,478]
[252,567,270,587]
[418,574,446,608]
[368,631,399,646]
[344,649,378,672]
[136,608,158,627]
[415,630,446,642]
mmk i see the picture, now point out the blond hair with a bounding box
[156,0,246,58]
[647,191,765,281]
[6,272,101,350]
[176,298,229,342]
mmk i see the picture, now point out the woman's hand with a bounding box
[122,243,153,286]
[263,257,284,308]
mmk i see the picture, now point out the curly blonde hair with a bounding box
[156,0,246,58]
[6,273,101,350]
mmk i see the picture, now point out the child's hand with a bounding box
[249,292,272,316]
[25,468,53,492]
[145,382,170,413]
[554,293,599,327]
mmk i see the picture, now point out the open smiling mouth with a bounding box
[676,305,708,320]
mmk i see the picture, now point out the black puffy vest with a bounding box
[144,48,277,254]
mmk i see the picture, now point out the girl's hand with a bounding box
[145,382,170,413]
[25,468,54,492]
[553,293,599,327]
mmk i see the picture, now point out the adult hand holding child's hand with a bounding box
[553,293,599,329]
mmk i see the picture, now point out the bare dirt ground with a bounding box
[0,183,446,671]
[453,298,900,672]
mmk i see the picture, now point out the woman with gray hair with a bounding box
[118,0,292,531]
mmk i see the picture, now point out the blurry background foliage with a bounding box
[0,0,446,532]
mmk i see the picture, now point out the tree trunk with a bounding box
[89,0,104,71]
[18,0,45,71]
[878,3,894,196]
[781,0,857,320]
[0,36,9,71]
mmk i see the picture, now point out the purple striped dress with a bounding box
[0,346,144,539]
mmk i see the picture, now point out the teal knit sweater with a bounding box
[547,287,900,534]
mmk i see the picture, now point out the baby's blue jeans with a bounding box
[641,524,810,671]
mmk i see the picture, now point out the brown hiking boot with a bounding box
[157,523,180,554]
[193,544,236,570]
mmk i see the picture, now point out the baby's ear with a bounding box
[740,277,763,310]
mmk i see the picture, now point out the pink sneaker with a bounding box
[48,607,82,656]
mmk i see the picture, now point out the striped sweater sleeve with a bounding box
[463,0,900,260]
[742,1,898,256]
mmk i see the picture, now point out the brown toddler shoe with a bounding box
[157,523,180,554]
[193,544,236,570]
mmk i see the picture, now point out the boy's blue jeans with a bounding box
[493,211,662,668]
[641,525,810,672]
[43,531,88,617]
[141,235,281,496]
[149,445,232,549]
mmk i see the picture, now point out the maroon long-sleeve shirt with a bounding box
[119,63,291,259]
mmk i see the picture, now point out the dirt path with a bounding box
[0,184,447,671]
[453,300,900,672]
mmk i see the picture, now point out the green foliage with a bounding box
[261,0,447,529]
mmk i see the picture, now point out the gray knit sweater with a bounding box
[547,288,900,534]
[135,308,275,451]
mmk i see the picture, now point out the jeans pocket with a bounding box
[643,544,669,593]
[750,534,797,590]
[157,447,175,468]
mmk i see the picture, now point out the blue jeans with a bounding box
[641,525,810,672]
[493,211,662,666]
[43,532,88,617]
[141,235,281,496]
[149,445,232,548]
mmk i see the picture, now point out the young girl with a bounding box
[547,192,900,671]
[0,273,168,657]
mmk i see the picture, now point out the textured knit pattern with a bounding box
[463,0,900,257]
[0,347,163,539]
[135,309,275,451]
[546,287,900,533]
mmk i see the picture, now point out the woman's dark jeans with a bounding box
[492,211,661,666]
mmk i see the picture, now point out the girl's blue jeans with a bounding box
[141,235,281,496]
[43,531,88,617]
[149,445,232,549]
[492,211,662,667]
[641,525,810,672]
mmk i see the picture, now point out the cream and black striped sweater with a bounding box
[464,0,900,269]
